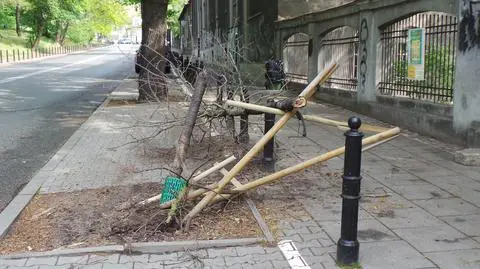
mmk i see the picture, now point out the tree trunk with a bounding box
[60,23,69,46]
[172,71,207,177]
[15,3,21,37]
[32,24,44,49]
[138,0,169,102]
[55,22,61,44]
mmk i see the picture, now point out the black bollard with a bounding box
[263,100,276,170]
[337,116,364,266]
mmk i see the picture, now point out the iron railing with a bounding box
[320,29,359,91]
[378,12,457,104]
[283,34,309,85]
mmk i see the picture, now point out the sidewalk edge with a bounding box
[0,238,263,259]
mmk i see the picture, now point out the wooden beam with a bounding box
[208,127,401,204]
[225,100,390,133]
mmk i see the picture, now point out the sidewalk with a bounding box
[1,75,479,269]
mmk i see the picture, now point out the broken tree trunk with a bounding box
[181,62,339,229]
[172,71,208,176]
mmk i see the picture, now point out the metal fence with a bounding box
[319,26,359,91]
[0,44,104,64]
[378,12,457,104]
[283,33,309,84]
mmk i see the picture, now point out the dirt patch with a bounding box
[0,182,263,254]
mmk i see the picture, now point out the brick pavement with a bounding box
[2,76,480,269]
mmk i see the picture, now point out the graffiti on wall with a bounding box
[459,0,480,53]
[359,18,369,91]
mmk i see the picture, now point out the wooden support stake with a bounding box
[137,155,236,206]
[225,100,389,133]
[182,62,339,227]
[208,127,401,204]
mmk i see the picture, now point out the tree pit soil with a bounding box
[0,182,266,254]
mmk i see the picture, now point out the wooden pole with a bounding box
[182,62,339,227]
[207,127,401,204]
[225,100,390,133]
[303,115,390,133]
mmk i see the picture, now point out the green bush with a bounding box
[0,5,16,29]
[392,46,455,90]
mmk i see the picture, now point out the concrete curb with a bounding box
[0,238,263,259]
[126,238,262,254]
[0,69,134,239]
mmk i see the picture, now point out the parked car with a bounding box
[118,39,133,44]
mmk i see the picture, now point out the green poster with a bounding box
[407,28,425,80]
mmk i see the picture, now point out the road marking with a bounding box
[278,240,312,269]
[0,54,107,84]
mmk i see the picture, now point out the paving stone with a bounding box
[309,246,336,258]
[87,254,119,264]
[380,173,426,186]
[359,240,435,269]
[414,198,480,217]
[302,199,372,222]
[134,261,168,269]
[271,259,291,269]
[299,229,335,247]
[0,258,27,266]
[103,262,133,269]
[290,220,319,229]
[7,267,39,269]
[181,249,208,259]
[426,249,480,269]
[26,257,58,266]
[302,252,336,269]
[235,246,266,256]
[38,266,71,269]
[254,250,285,262]
[394,225,480,252]
[283,227,310,236]
[119,255,149,264]
[224,255,254,267]
[376,207,445,229]
[279,233,303,243]
[200,257,226,268]
[387,183,452,200]
[149,253,179,262]
[319,218,397,243]
[441,214,480,236]
[240,261,274,269]
[207,247,237,258]
[76,264,102,269]
[56,255,89,265]
[474,237,480,244]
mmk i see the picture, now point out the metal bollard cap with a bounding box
[348,117,362,131]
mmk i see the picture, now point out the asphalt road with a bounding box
[0,45,136,211]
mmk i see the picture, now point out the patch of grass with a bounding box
[337,262,363,269]
[0,29,59,51]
